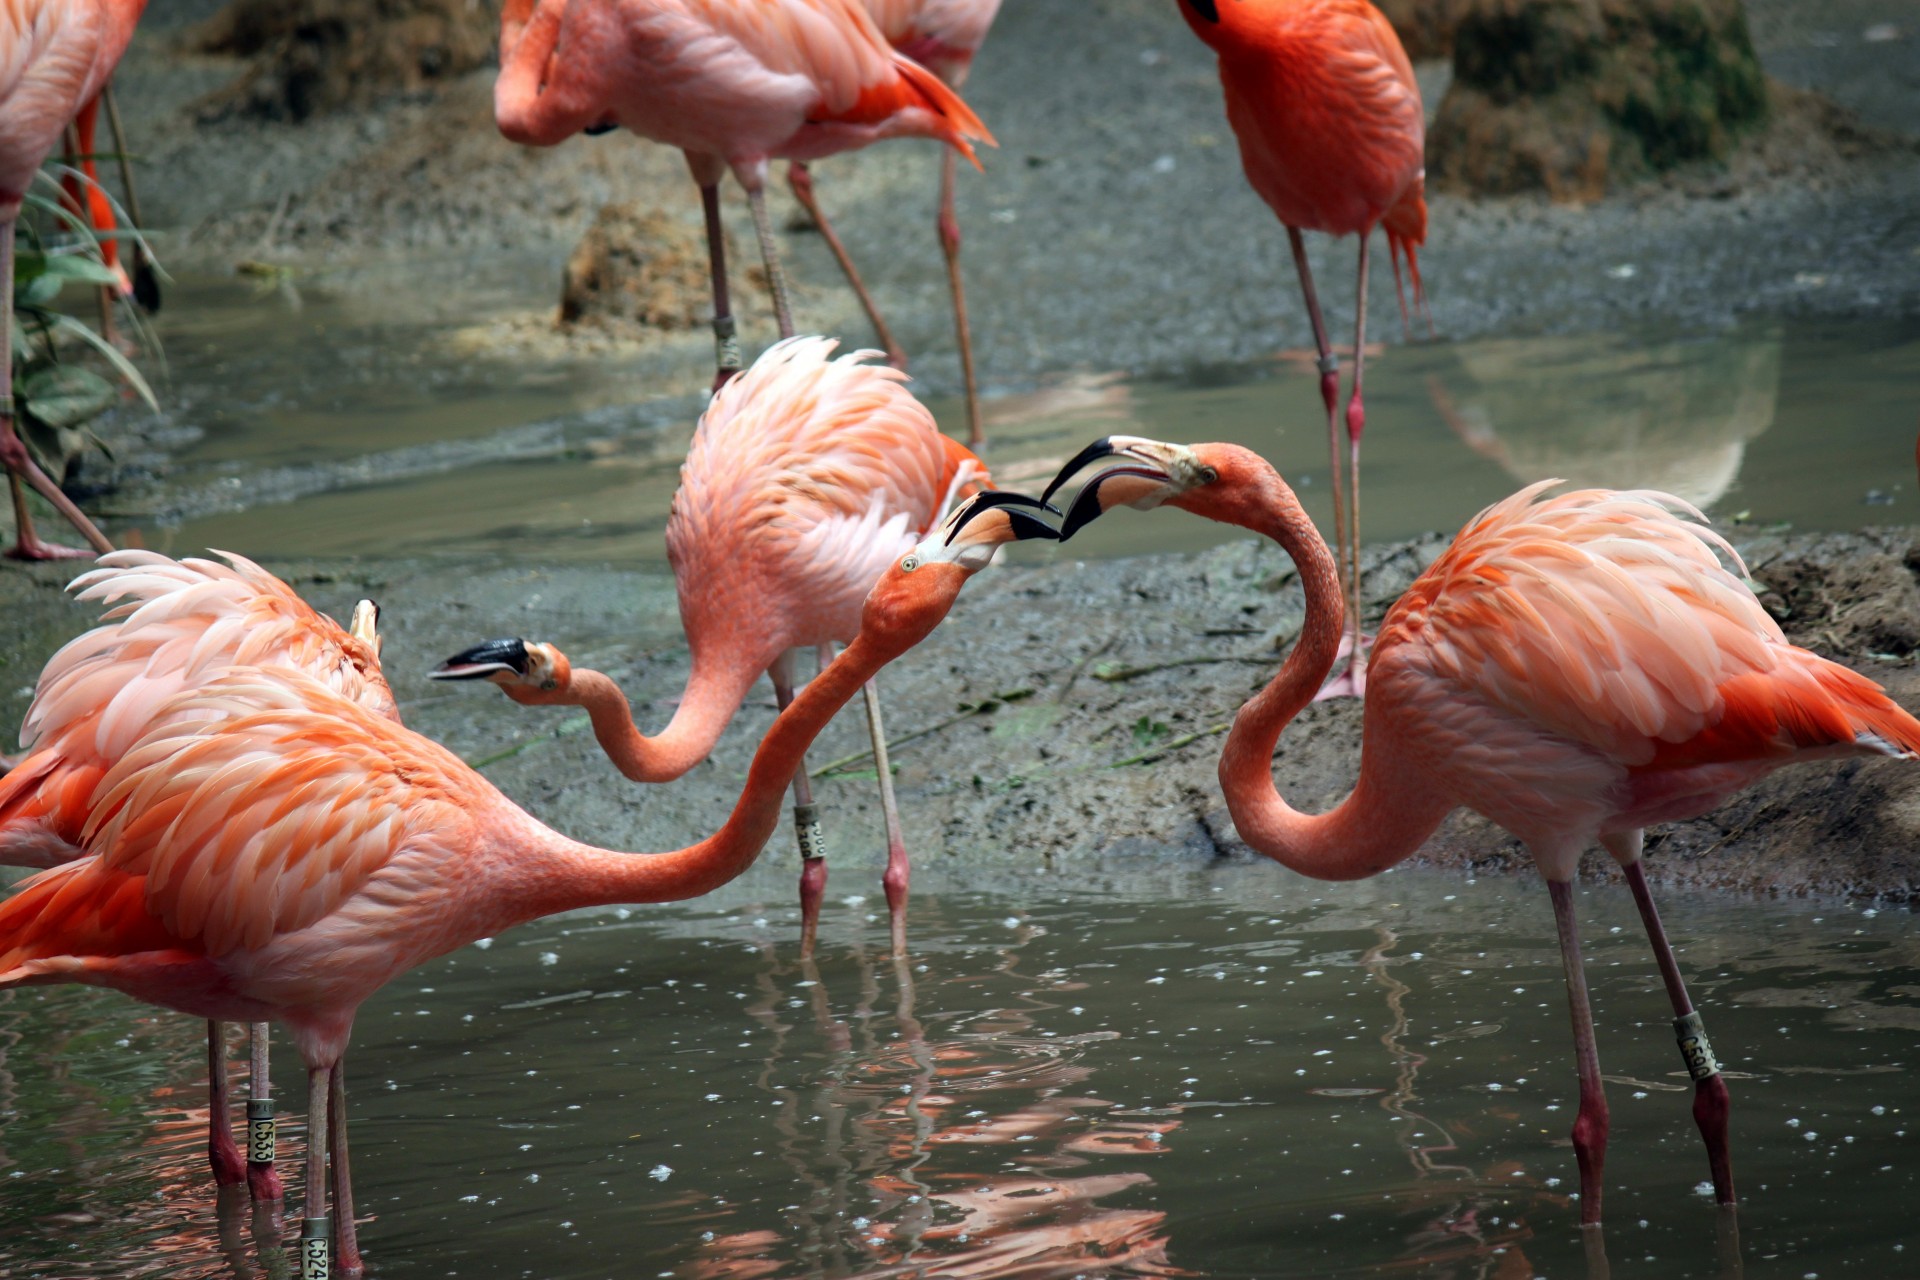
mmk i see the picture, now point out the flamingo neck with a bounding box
[499,631,893,918]
[564,654,759,783]
[1213,469,1452,880]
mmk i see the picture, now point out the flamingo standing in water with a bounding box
[787,0,1003,444]
[0,551,393,1203]
[1176,0,1427,696]
[0,491,1056,1274]
[1043,435,1920,1225]
[433,336,987,957]
[493,0,992,391]
[1,0,148,560]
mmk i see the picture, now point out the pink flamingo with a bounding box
[0,491,1055,1273]
[1043,435,1920,1226]
[786,0,1003,444]
[493,0,992,390]
[433,336,988,956]
[0,550,392,1203]
[1177,0,1428,697]
[1,0,148,560]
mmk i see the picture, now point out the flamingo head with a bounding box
[429,636,574,705]
[859,491,1059,651]
[349,599,383,656]
[1043,436,1271,539]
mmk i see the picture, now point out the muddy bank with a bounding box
[6,521,1917,902]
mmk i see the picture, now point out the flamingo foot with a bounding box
[1311,630,1372,702]
[209,1125,247,1188]
[4,534,95,561]
[248,1160,283,1203]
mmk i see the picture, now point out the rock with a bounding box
[557,203,766,335]
[1429,0,1769,198]
[1372,0,1470,60]
[192,0,501,122]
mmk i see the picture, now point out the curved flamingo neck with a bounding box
[499,628,897,919]
[1213,465,1452,880]
[560,655,758,783]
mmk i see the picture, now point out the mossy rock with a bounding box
[1372,0,1471,60]
[193,0,502,122]
[1430,0,1769,198]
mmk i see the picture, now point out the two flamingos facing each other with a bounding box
[433,335,990,958]
[1177,0,1429,697]
[0,550,396,1205]
[1042,434,1920,1226]
[0,490,1058,1275]
[493,0,993,396]
[1,0,149,560]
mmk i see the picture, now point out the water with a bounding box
[3,869,1916,1278]
[104,276,1919,566]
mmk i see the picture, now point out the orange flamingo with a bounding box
[433,335,987,957]
[1043,435,1920,1225]
[0,550,392,1203]
[58,82,160,333]
[0,491,1053,1273]
[787,0,1002,444]
[2,0,148,560]
[1177,0,1427,697]
[493,0,992,390]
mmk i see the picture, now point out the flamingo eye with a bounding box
[901,554,920,573]
[1183,0,1221,22]
[1199,465,1219,484]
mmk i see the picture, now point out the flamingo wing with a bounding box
[1379,483,1920,773]
[74,669,475,958]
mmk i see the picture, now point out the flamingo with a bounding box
[1176,0,1427,697]
[0,491,1052,1273]
[786,0,1003,444]
[432,335,987,957]
[493,0,992,392]
[2,0,148,560]
[0,550,393,1203]
[58,81,161,337]
[1041,435,1920,1226]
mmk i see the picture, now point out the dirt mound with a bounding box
[1373,0,1469,60]
[192,0,501,122]
[1430,0,1768,199]
[1753,536,1920,660]
[557,202,768,336]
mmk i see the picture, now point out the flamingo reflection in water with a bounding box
[680,915,1182,1279]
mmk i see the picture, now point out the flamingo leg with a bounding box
[858,669,910,958]
[1284,226,1346,605]
[206,1022,247,1186]
[329,1061,362,1277]
[1618,851,1736,1207]
[787,161,906,369]
[1,223,113,560]
[1330,234,1372,698]
[1548,877,1610,1227]
[102,82,160,314]
[247,1021,283,1201]
[937,147,984,449]
[699,179,743,391]
[300,1064,332,1277]
[743,177,796,340]
[771,654,827,957]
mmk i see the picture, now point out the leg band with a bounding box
[1675,1010,1722,1081]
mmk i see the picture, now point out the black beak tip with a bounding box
[1040,437,1121,506]
[430,637,530,680]
[1006,509,1060,542]
[1059,477,1113,542]
[948,489,1060,543]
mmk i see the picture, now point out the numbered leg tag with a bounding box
[713,316,742,376]
[300,1218,329,1280]
[1674,1010,1722,1082]
[794,803,826,862]
[247,1099,276,1165]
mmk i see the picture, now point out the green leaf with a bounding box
[21,365,117,429]
[21,273,62,306]
[37,254,122,287]
[1130,715,1172,749]
[44,313,158,414]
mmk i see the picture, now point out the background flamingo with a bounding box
[493,0,992,390]
[1,0,148,560]
[787,0,1003,444]
[1043,435,1920,1226]
[1176,0,1427,696]
[434,335,987,957]
[59,81,161,340]
[0,490,1053,1274]
[0,550,392,1203]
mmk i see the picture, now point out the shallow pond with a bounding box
[2,868,1915,1278]
[103,276,1919,566]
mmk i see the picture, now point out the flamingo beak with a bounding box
[431,637,531,681]
[945,489,1062,544]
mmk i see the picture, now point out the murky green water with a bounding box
[107,277,1919,565]
[3,869,1915,1278]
